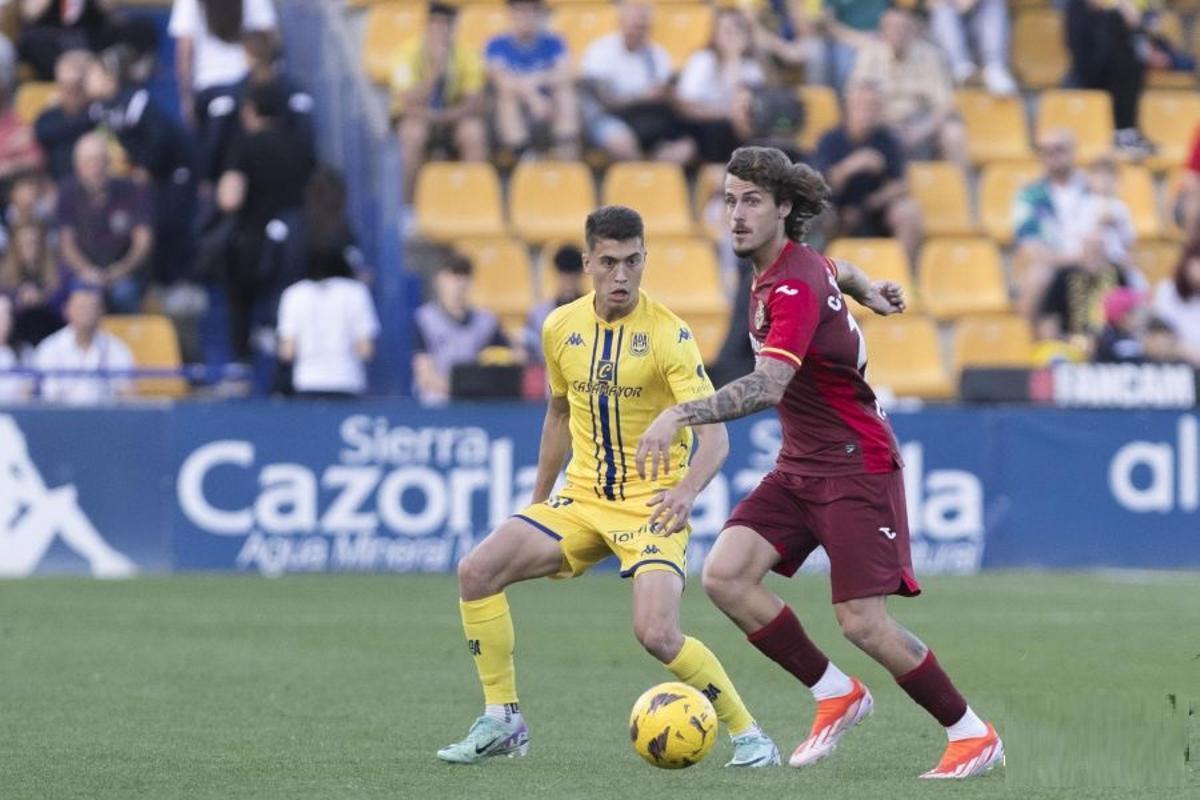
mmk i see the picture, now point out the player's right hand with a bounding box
[645,487,696,535]
[862,281,906,316]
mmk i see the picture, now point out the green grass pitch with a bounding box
[2,572,1196,799]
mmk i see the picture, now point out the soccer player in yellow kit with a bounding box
[437,206,779,767]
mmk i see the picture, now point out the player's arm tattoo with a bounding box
[673,358,796,425]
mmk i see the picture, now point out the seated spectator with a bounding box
[580,1,691,163]
[929,0,1016,94]
[33,284,134,405]
[1066,0,1153,158]
[815,0,888,91]
[522,244,584,362]
[217,82,316,361]
[485,0,579,159]
[34,50,96,181]
[0,222,62,347]
[848,6,966,165]
[1035,233,1131,343]
[0,293,32,400]
[814,81,922,263]
[392,2,487,205]
[57,132,153,314]
[17,0,157,80]
[412,251,509,405]
[1079,156,1135,272]
[0,86,46,194]
[4,171,53,229]
[277,240,379,398]
[676,10,765,164]
[169,0,278,184]
[1142,315,1184,364]
[1092,286,1145,363]
[1152,241,1200,366]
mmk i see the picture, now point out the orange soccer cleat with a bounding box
[788,678,874,768]
[919,722,1005,779]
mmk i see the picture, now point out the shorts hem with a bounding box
[513,513,563,541]
[830,572,923,605]
[619,558,685,581]
[725,519,800,577]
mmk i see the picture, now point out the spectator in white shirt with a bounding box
[277,241,380,398]
[579,1,692,163]
[1152,242,1200,366]
[34,285,135,405]
[0,295,33,402]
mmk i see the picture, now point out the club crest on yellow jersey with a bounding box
[629,332,650,357]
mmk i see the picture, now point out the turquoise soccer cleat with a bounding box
[725,729,781,767]
[437,715,530,764]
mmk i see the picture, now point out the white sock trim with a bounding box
[946,706,988,741]
[810,662,854,701]
[485,703,520,723]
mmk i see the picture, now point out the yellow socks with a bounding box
[460,593,518,705]
[666,636,755,736]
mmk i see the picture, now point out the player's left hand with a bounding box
[636,409,681,482]
[862,280,906,316]
[646,486,697,535]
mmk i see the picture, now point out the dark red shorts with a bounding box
[725,469,922,604]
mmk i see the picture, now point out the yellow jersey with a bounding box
[542,290,715,501]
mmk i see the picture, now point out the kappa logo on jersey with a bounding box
[641,544,661,556]
[775,284,800,296]
[629,331,650,357]
[0,415,136,578]
[678,328,691,342]
[566,332,585,347]
[544,495,574,509]
[879,526,897,540]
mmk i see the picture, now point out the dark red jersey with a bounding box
[748,241,902,475]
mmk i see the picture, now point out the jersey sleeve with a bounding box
[541,313,567,397]
[659,320,715,403]
[760,279,820,369]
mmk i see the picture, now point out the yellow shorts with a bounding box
[513,486,688,580]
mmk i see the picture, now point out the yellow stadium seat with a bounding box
[684,310,732,364]
[694,163,727,240]
[1139,91,1200,172]
[15,81,57,125]
[862,315,954,400]
[456,238,535,331]
[362,3,427,84]
[641,238,726,315]
[917,237,1010,320]
[955,89,1032,165]
[1013,8,1069,89]
[826,238,917,315]
[509,161,596,245]
[979,160,1043,244]
[652,4,714,70]
[456,4,510,55]
[1116,163,1162,239]
[1037,90,1114,163]
[907,161,976,237]
[100,315,187,398]
[1130,239,1182,287]
[602,162,693,236]
[550,5,618,69]
[797,85,841,154]
[951,315,1034,373]
[414,162,506,240]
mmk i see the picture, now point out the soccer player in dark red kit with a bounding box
[635,146,1003,779]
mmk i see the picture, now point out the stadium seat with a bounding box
[951,315,1034,373]
[362,3,427,84]
[1130,239,1182,287]
[861,315,954,400]
[414,162,506,240]
[100,315,187,398]
[796,85,840,154]
[917,237,1010,320]
[686,310,732,365]
[1012,8,1069,89]
[1116,163,1162,240]
[651,4,714,70]
[1036,90,1114,164]
[693,163,727,240]
[1139,91,1200,172]
[509,161,596,244]
[979,160,1042,244]
[955,89,1032,165]
[550,5,618,69]
[456,238,535,332]
[641,238,726,315]
[15,81,56,125]
[826,238,917,315]
[456,4,510,55]
[907,161,976,237]
[602,162,693,236]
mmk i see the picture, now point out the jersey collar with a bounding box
[590,290,644,327]
[752,240,794,291]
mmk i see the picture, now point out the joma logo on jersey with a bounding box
[629,332,649,357]
[566,332,585,346]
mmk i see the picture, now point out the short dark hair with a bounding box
[552,244,584,274]
[429,1,457,19]
[506,0,541,8]
[247,81,286,120]
[585,205,644,251]
[439,251,473,277]
[726,146,830,241]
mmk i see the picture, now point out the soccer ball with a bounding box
[628,682,718,769]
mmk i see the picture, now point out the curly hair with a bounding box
[726,145,830,241]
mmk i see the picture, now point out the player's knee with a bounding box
[456,551,497,599]
[635,619,684,663]
[700,562,740,609]
[837,608,885,650]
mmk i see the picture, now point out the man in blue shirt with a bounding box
[485,0,579,159]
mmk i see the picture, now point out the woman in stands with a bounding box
[1152,241,1200,366]
[0,222,62,349]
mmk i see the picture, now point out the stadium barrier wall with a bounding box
[0,403,1196,578]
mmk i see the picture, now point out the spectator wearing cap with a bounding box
[33,284,134,405]
[1152,241,1200,367]
[1092,286,1145,363]
[34,49,96,181]
[412,252,509,405]
[485,0,579,159]
[928,0,1017,95]
[522,244,584,363]
[392,2,487,205]
[57,132,153,314]
[277,239,380,398]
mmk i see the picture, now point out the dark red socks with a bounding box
[896,650,968,726]
[747,605,830,687]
